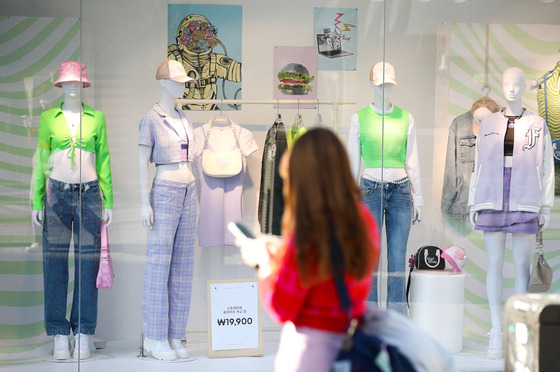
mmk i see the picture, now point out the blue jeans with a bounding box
[42,178,102,336]
[360,177,412,314]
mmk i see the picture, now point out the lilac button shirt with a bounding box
[138,104,194,164]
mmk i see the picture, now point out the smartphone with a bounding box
[227,222,256,240]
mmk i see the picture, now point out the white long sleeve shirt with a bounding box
[347,103,424,206]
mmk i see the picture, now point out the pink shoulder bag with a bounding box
[96,221,114,289]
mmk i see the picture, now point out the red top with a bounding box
[258,204,380,333]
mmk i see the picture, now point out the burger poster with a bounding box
[273,46,317,109]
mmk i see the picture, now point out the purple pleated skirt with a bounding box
[474,168,539,234]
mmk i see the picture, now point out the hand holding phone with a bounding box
[228,222,256,241]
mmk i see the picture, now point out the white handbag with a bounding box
[201,124,244,178]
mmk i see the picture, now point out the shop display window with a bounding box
[1,0,559,370]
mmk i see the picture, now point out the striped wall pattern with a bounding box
[448,23,560,352]
[0,16,81,364]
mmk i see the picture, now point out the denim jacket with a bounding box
[468,110,554,215]
[441,112,476,219]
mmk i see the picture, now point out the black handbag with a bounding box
[329,227,416,372]
[406,245,445,307]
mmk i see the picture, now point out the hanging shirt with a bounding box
[194,120,258,247]
[258,120,287,235]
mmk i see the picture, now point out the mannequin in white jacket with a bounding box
[469,67,554,359]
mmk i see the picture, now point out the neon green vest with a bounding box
[358,105,408,168]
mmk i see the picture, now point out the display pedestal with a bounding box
[409,270,465,353]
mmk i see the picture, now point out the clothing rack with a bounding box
[175,99,355,131]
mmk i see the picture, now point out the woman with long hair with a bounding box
[236,127,380,372]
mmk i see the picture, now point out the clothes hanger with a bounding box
[314,99,324,127]
[293,100,303,128]
[274,99,282,125]
[211,100,231,127]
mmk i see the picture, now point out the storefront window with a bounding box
[1,0,559,370]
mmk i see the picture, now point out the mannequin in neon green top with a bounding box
[32,84,113,225]
[30,60,113,361]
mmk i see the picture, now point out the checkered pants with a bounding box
[142,179,196,339]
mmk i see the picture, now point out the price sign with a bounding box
[207,279,262,357]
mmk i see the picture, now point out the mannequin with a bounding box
[469,67,554,359]
[32,60,113,360]
[138,60,196,361]
[347,61,423,315]
[441,97,499,220]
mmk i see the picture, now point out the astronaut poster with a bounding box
[168,4,242,111]
[314,8,357,71]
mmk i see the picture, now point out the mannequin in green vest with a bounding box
[347,61,423,314]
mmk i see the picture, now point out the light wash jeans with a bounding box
[360,177,412,315]
[42,178,102,336]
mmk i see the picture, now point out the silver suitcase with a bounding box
[505,294,560,372]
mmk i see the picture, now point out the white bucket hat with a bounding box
[441,245,467,273]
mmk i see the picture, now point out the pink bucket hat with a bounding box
[53,60,91,88]
[441,245,467,273]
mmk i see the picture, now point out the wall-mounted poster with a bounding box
[168,4,242,111]
[273,46,317,109]
[313,8,357,71]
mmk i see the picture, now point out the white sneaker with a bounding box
[487,328,503,359]
[53,334,70,360]
[72,333,90,359]
[144,337,177,361]
[169,338,189,359]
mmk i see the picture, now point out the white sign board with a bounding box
[207,279,262,357]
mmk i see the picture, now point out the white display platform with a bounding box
[409,270,465,353]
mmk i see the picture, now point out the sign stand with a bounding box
[207,278,262,358]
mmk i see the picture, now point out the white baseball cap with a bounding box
[156,60,196,84]
[369,61,397,86]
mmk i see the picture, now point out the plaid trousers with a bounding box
[142,179,196,339]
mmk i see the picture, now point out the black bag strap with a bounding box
[328,225,352,316]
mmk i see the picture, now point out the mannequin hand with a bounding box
[539,214,550,231]
[32,210,42,226]
[469,211,478,227]
[103,209,113,226]
[141,203,154,228]
[412,206,422,224]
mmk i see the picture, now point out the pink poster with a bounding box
[273,46,317,109]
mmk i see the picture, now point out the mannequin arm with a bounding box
[413,206,422,223]
[469,210,478,227]
[103,209,113,226]
[539,213,550,231]
[32,210,42,226]
[138,145,153,228]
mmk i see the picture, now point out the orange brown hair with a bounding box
[280,128,376,285]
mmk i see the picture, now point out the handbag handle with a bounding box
[423,249,441,268]
[100,221,110,260]
[328,224,354,323]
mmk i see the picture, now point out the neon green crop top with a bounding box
[33,102,113,210]
[357,105,409,168]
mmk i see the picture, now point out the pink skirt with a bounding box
[274,322,346,372]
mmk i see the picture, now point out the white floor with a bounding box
[4,331,506,372]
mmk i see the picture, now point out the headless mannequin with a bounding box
[470,67,550,345]
[32,81,113,226]
[139,79,195,228]
[370,82,422,221]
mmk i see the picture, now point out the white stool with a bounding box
[409,270,465,353]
